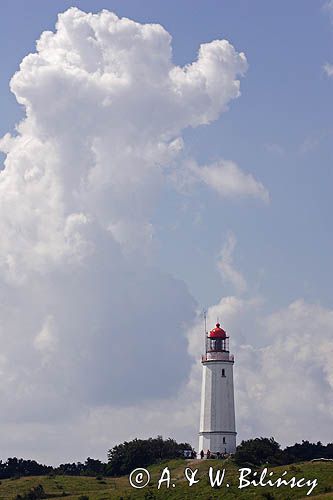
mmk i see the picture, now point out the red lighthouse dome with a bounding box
[208,323,227,339]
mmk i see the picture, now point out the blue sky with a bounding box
[0,1,332,462]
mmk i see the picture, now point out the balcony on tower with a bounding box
[202,323,234,362]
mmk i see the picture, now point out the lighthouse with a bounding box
[198,322,236,456]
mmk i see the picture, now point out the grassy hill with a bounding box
[0,458,332,499]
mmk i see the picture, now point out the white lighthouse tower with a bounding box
[198,322,236,456]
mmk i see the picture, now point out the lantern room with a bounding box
[206,323,229,353]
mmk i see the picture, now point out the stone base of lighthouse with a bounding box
[198,431,236,455]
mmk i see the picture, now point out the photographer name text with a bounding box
[129,466,318,496]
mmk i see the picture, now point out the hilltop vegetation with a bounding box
[235,437,333,466]
[0,437,332,499]
[0,458,331,499]
[0,437,332,481]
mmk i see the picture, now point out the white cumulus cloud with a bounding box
[0,7,256,462]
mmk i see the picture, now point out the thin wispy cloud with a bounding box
[323,62,333,77]
[217,233,247,294]
[190,160,269,202]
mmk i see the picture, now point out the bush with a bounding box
[15,484,46,500]
[262,493,275,500]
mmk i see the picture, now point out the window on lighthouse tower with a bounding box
[221,369,226,377]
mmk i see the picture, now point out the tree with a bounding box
[107,436,193,476]
[283,440,333,463]
[234,437,283,466]
[83,457,106,476]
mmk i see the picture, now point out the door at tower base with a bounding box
[198,323,237,456]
